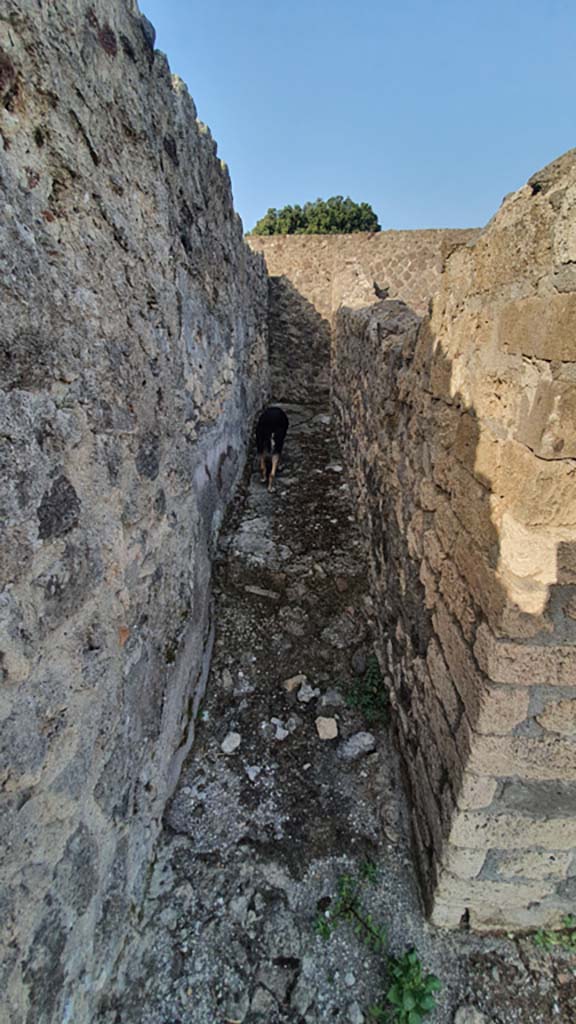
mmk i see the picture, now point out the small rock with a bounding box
[344,972,356,987]
[291,977,314,1015]
[319,688,345,708]
[351,650,368,674]
[338,732,376,761]
[298,682,320,703]
[244,584,281,600]
[454,1007,492,1024]
[245,765,261,783]
[347,1001,364,1024]
[271,717,289,741]
[326,462,343,473]
[315,717,339,740]
[286,714,302,732]
[251,986,277,1013]
[260,721,276,741]
[221,668,234,691]
[335,576,349,593]
[221,732,241,754]
[283,673,307,693]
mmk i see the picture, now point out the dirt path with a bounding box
[100,402,575,1024]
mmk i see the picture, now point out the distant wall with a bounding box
[333,151,576,931]
[0,1,267,1020]
[248,229,480,319]
[248,231,478,402]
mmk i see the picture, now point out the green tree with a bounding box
[250,196,380,235]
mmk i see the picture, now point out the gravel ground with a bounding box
[98,403,576,1024]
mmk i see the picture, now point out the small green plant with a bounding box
[314,873,387,952]
[379,949,441,1023]
[533,915,576,952]
[346,655,388,725]
[359,859,380,885]
[314,869,441,1023]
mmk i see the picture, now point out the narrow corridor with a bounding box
[100,402,574,1024]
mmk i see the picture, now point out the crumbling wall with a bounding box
[0,1,268,1020]
[333,150,576,932]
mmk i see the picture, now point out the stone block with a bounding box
[468,733,576,780]
[450,811,576,850]
[489,850,572,881]
[434,873,553,909]
[474,623,576,686]
[441,846,486,880]
[536,697,576,735]
[499,779,576,818]
[456,772,498,811]
[497,293,576,361]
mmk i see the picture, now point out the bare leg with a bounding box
[268,453,279,492]
[259,454,267,483]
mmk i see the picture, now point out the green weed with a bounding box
[373,949,441,1023]
[346,655,388,725]
[533,915,576,953]
[314,869,441,1023]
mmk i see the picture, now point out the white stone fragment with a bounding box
[221,732,241,754]
[270,717,289,741]
[283,673,307,692]
[315,717,339,740]
[454,1007,493,1024]
[298,682,320,703]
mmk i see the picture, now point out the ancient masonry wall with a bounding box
[0,1,268,1021]
[247,230,479,402]
[332,150,576,931]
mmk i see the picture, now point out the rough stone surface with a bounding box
[332,152,576,931]
[0,2,267,1021]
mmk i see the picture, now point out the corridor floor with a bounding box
[100,403,575,1024]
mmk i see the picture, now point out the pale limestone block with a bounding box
[536,698,576,736]
[497,514,572,616]
[434,873,553,909]
[474,685,530,736]
[456,773,498,811]
[466,901,567,932]
[493,850,572,881]
[474,622,576,686]
[430,900,467,929]
[495,439,576,528]
[468,734,576,781]
[450,812,576,850]
[441,846,486,880]
[497,293,576,361]
[515,368,576,460]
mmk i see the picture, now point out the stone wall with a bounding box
[332,150,576,931]
[248,230,478,402]
[0,2,268,1021]
[248,229,480,319]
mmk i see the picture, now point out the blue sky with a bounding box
[139,0,575,233]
